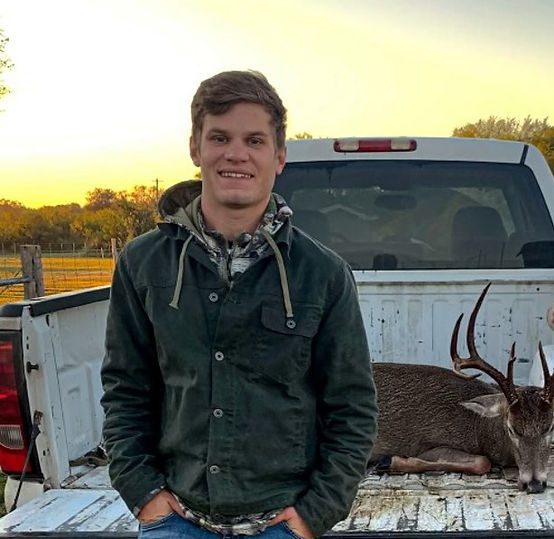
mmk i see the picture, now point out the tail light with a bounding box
[0,337,35,475]
[334,138,417,153]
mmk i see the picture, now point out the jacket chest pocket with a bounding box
[253,303,321,383]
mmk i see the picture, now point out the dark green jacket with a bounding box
[101,186,377,536]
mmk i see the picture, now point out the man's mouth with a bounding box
[219,171,254,179]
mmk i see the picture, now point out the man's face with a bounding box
[190,102,286,216]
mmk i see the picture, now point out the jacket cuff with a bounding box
[295,494,350,538]
[132,485,167,517]
[113,468,167,516]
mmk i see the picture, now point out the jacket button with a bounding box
[209,292,219,303]
[214,351,224,361]
[209,465,220,474]
[213,408,224,418]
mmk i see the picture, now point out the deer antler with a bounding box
[538,342,554,403]
[450,283,519,405]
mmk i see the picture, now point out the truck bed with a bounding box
[340,459,554,536]
[3,452,554,538]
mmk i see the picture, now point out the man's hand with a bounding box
[137,489,185,524]
[270,506,315,539]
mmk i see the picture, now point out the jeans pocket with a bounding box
[139,511,178,531]
[281,521,308,539]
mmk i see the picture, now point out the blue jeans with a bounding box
[138,513,305,539]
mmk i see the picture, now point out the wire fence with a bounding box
[0,243,115,305]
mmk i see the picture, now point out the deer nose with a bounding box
[525,479,546,494]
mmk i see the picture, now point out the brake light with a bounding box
[334,138,417,153]
[0,340,32,474]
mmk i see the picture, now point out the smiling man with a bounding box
[101,70,377,539]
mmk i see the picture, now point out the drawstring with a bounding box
[169,235,193,309]
[169,229,294,327]
[261,229,295,326]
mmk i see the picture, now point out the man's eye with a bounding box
[249,138,263,146]
[211,135,227,143]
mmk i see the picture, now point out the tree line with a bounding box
[0,185,164,249]
[453,116,554,172]
[2,115,553,249]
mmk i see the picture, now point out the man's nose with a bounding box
[224,141,249,161]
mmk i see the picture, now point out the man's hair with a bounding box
[191,70,287,150]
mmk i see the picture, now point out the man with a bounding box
[101,70,377,538]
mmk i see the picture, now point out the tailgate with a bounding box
[4,475,554,538]
[355,272,554,385]
[0,488,137,538]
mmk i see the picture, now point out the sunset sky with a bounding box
[1,0,553,208]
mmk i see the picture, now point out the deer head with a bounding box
[451,283,554,493]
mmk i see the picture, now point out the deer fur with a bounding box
[368,285,554,494]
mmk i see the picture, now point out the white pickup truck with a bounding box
[2,137,554,537]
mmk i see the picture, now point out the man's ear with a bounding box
[460,394,506,418]
[275,146,287,175]
[190,136,200,167]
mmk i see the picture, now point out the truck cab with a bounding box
[2,137,554,536]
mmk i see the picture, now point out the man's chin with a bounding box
[219,195,269,210]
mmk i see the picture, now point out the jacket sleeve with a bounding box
[100,248,167,515]
[294,264,378,536]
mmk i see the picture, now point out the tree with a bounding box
[117,185,160,240]
[290,132,314,140]
[453,116,554,172]
[72,207,127,248]
[85,188,119,210]
[0,29,13,102]
[0,200,27,244]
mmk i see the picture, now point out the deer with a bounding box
[368,283,554,494]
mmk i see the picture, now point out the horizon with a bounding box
[1,0,553,208]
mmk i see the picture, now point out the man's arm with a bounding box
[294,264,378,537]
[101,248,168,516]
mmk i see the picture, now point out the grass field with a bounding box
[0,255,114,304]
[0,472,6,517]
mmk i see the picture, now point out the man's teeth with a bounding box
[220,171,252,179]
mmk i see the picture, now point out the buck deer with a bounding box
[369,284,554,494]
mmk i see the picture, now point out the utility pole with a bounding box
[153,178,164,204]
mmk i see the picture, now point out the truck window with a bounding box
[274,160,554,270]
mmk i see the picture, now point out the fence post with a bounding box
[20,244,45,299]
[111,238,118,269]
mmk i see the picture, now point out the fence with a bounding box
[0,242,117,305]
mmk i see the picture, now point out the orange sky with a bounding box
[1,0,553,207]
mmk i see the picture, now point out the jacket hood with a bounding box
[157,180,295,320]
[158,180,202,219]
[158,180,203,236]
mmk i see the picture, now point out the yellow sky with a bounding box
[0,0,553,207]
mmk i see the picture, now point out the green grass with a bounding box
[0,472,6,516]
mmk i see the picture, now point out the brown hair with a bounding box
[191,70,287,149]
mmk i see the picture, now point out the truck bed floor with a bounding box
[3,453,554,537]
[331,448,554,536]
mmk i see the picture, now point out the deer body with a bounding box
[371,363,515,466]
[368,284,554,494]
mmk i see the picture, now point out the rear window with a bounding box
[274,160,554,270]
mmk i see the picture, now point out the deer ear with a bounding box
[461,394,506,418]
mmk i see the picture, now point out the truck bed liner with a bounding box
[3,454,554,537]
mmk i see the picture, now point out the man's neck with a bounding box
[200,201,268,241]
